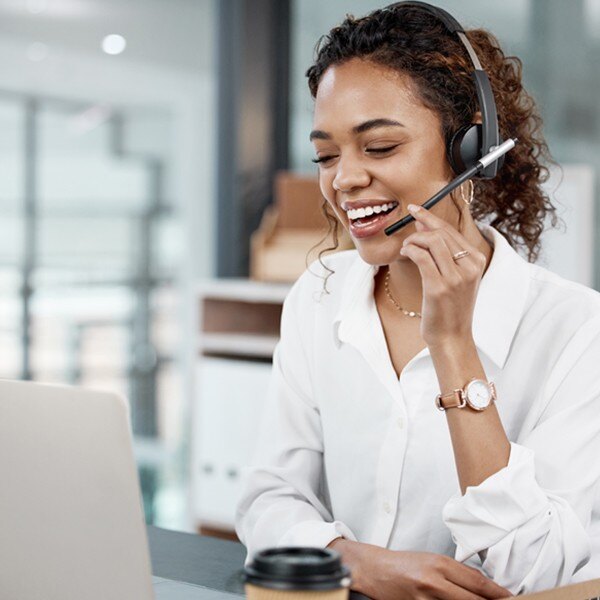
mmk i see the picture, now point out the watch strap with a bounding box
[435,388,467,411]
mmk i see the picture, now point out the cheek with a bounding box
[318,170,334,201]
[318,172,344,217]
[327,200,347,225]
[376,153,450,199]
[319,173,346,227]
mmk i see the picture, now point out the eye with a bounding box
[311,154,338,165]
[365,144,400,155]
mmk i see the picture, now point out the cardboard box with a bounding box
[504,578,600,600]
[250,172,353,282]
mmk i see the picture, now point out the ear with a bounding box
[472,111,483,125]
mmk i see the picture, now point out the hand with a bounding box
[329,539,511,600]
[399,203,488,347]
[364,547,511,600]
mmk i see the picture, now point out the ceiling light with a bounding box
[102,34,127,56]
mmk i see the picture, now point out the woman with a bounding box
[235,3,600,597]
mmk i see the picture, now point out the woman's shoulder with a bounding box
[527,261,600,322]
[529,261,600,301]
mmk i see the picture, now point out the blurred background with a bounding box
[0,0,597,538]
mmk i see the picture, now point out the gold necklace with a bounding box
[384,269,422,318]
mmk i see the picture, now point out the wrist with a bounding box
[427,333,475,353]
[428,335,480,377]
[327,538,366,593]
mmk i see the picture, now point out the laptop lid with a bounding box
[0,379,154,600]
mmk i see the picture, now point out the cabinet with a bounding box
[190,279,291,536]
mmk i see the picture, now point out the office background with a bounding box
[0,0,597,534]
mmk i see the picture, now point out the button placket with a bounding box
[368,389,408,547]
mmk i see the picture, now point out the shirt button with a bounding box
[383,501,392,514]
[396,417,404,429]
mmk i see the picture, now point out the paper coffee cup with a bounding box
[244,547,351,600]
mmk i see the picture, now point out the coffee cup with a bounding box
[244,547,351,600]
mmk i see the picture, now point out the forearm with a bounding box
[429,336,510,494]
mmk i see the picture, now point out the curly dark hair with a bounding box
[306,2,561,276]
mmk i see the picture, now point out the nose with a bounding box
[332,155,371,193]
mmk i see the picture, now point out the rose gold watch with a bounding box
[435,378,497,412]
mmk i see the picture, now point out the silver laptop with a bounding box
[0,379,230,600]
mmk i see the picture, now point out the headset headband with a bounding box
[387,1,501,178]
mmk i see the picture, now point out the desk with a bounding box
[147,526,369,600]
[148,526,246,595]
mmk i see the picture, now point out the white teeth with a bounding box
[346,202,397,221]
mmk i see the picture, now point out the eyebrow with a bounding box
[309,118,405,141]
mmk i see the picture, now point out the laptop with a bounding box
[0,378,234,600]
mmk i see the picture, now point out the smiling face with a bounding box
[311,58,458,266]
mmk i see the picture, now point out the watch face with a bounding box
[466,380,492,410]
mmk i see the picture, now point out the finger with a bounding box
[407,206,486,274]
[407,203,479,253]
[405,228,466,257]
[436,580,486,600]
[402,232,462,279]
[446,564,512,599]
[400,242,443,280]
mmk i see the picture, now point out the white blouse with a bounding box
[235,223,600,594]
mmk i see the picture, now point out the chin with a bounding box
[351,235,405,267]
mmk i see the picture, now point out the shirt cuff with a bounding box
[442,442,549,562]
[277,520,358,549]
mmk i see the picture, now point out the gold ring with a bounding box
[452,250,470,261]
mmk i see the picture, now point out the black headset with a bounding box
[387,1,503,179]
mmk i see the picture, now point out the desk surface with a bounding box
[147,526,370,600]
[148,526,246,595]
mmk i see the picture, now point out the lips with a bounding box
[347,203,402,239]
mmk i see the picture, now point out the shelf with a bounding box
[193,278,288,531]
[199,333,279,358]
[196,278,292,304]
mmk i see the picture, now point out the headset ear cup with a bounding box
[448,123,482,174]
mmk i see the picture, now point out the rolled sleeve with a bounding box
[443,443,550,562]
